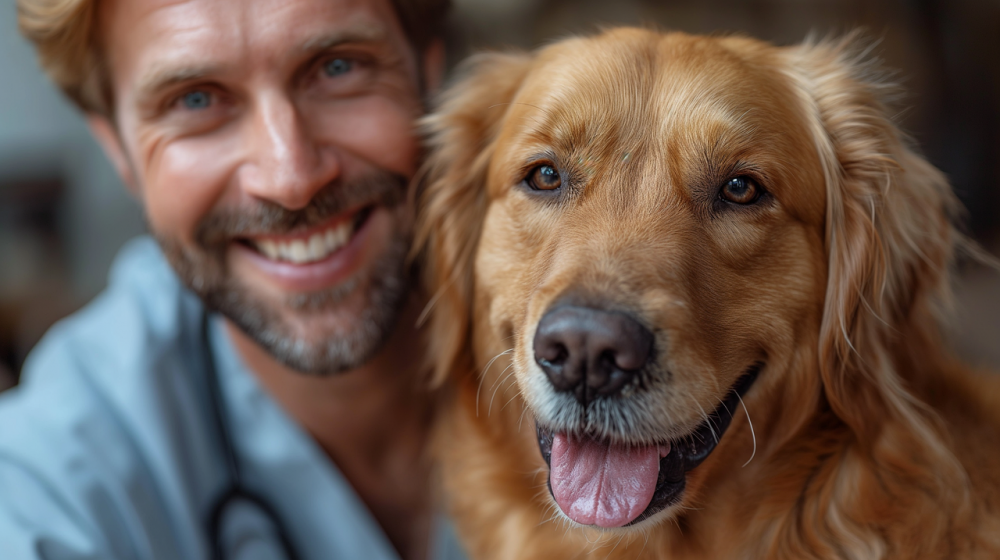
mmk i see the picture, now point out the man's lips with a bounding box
[537,364,762,528]
[240,205,373,264]
[231,205,378,293]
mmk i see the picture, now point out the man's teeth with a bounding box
[254,220,354,264]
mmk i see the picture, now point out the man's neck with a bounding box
[224,298,435,560]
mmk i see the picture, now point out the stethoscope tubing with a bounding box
[201,310,300,560]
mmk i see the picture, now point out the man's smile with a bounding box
[244,205,374,265]
[232,204,383,294]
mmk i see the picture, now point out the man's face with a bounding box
[98,0,428,374]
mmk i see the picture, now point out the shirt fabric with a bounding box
[0,237,466,560]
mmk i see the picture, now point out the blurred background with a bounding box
[1,0,998,391]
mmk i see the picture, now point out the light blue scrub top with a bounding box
[0,237,466,560]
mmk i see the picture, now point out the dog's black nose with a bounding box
[533,306,653,404]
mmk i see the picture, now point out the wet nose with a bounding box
[533,306,653,405]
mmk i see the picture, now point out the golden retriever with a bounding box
[415,28,1000,559]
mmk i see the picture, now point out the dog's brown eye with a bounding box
[720,176,760,205]
[526,164,562,191]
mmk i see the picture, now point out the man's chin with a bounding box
[160,234,412,377]
[227,303,395,377]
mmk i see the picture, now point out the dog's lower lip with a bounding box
[537,363,762,527]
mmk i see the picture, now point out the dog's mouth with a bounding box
[536,364,761,528]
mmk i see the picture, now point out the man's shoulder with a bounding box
[0,236,210,460]
[16,236,201,388]
[0,237,214,559]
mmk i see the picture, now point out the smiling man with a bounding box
[0,0,462,559]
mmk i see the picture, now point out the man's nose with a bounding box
[240,94,339,210]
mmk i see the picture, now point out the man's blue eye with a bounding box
[323,58,353,77]
[181,91,211,110]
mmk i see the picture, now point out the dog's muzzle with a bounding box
[536,364,761,528]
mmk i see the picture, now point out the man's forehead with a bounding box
[102,0,403,94]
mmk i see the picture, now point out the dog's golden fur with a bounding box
[416,28,1000,559]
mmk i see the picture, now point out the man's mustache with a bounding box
[195,170,408,249]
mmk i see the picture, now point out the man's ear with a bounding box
[87,114,139,195]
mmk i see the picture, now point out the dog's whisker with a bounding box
[500,372,521,396]
[476,348,514,417]
[693,398,718,444]
[636,528,650,559]
[737,393,757,467]
[584,526,603,546]
[500,389,521,412]
[604,533,626,559]
[537,504,565,530]
[487,363,517,418]
[517,401,531,432]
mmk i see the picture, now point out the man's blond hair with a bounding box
[18,0,107,114]
[17,0,449,117]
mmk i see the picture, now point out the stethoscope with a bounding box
[201,310,301,560]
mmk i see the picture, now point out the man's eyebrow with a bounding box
[133,25,388,103]
[298,24,388,53]
[135,63,223,102]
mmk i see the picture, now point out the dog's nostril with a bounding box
[598,350,618,372]
[539,343,569,366]
[532,305,653,405]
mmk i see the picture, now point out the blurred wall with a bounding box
[0,0,144,384]
[0,3,145,296]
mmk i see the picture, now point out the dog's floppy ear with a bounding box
[415,52,534,385]
[783,37,963,448]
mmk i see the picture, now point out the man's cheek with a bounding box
[144,141,236,245]
[311,97,419,177]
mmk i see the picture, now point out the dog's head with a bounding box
[418,29,959,531]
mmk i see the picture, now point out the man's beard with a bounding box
[159,169,412,376]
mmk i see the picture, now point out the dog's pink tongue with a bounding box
[550,433,661,528]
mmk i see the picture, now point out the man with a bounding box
[0,0,462,558]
